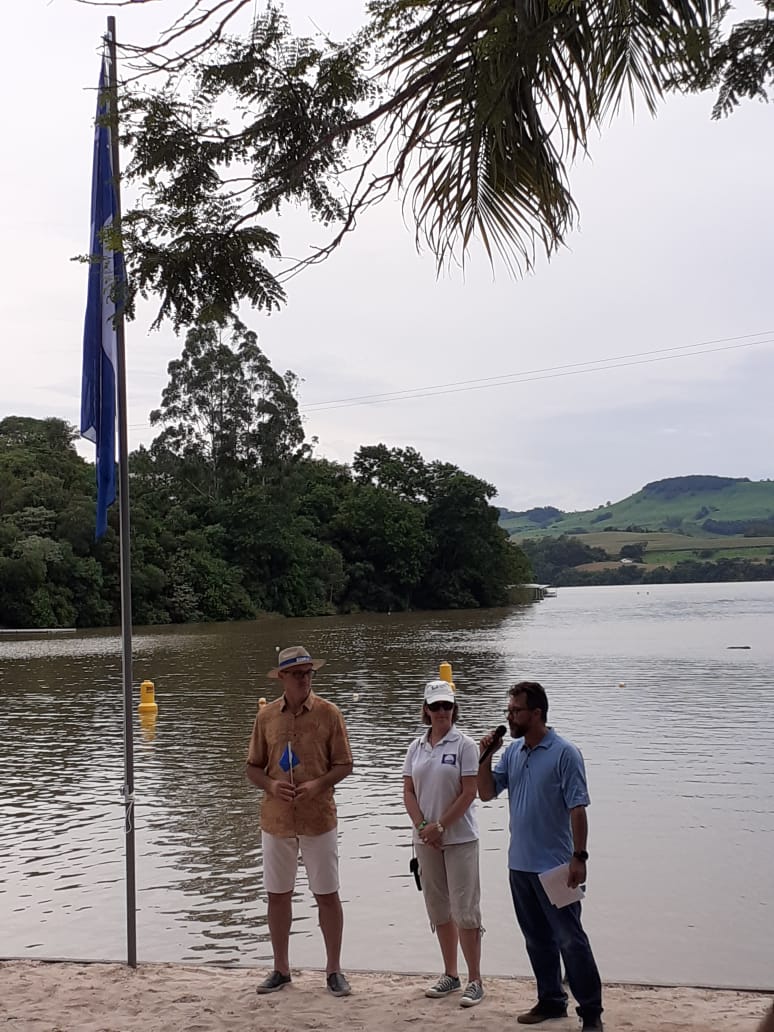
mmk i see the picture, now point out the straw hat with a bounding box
[267,645,326,678]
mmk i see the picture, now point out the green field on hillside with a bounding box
[514,529,774,568]
[572,531,774,555]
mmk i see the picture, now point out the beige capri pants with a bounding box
[416,839,482,931]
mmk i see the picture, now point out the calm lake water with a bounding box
[1,582,773,988]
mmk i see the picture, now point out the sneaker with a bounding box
[581,1019,604,1031]
[460,980,484,1008]
[256,970,291,994]
[425,974,462,998]
[326,972,351,997]
[517,1003,568,1024]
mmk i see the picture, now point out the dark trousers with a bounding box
[509,869,603,1020]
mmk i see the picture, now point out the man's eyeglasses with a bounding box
[287,668,314,681]
[427,701,454,712]
[504,706,532,717]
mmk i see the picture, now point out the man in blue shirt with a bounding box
[478,681,603,1031]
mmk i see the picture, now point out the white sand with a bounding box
[1,961,771,1031]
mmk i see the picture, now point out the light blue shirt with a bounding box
[492,727,590,873]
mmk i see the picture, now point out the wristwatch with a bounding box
[573,850,589,861]
[436,822,445,834]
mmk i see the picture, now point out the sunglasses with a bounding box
[427,701,454,712]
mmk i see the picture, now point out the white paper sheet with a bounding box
[538,863,585,908]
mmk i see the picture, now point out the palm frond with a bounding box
[370,0,718,269]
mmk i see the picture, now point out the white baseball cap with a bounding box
[424,679,455,705]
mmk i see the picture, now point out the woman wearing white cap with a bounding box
[402,680,484,1007]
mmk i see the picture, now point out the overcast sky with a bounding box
[2,1,772,512]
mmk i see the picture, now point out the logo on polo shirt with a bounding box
[441,753,457,765]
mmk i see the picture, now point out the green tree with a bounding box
[150,319,308,501]
[420,465,527,608]
[520,535,608,583]
[111,0,747,327]
[220,484,318,615]
[353,444,431,501]
[332,484,430,610]
[619,542,647,562]
[348,446,529,607]
[0,417,111,628]
[295,457,354,538]
[697,6,774,117]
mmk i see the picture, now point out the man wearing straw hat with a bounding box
[246,645,354,997]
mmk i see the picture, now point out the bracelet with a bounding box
[417,819,428,831]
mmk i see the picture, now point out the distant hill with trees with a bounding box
[503,476,774,586]
[499,475,774,539]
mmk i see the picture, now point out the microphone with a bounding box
[479,724,507,766]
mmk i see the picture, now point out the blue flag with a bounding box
[80,56,125,538]
[278,744,299,772]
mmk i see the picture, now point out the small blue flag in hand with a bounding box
[80,56,125,538]
[278,744,299,772]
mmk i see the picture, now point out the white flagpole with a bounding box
[106,14,137,969]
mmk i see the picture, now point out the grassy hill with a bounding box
[500,476,774,542]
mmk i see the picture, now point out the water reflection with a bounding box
[2,583,773,986]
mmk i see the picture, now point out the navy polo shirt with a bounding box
[492,727,590,873]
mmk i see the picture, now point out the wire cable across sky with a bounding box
[127,330,772,430]
[302,331,773,412]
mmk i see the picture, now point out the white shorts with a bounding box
[262,828,340,896]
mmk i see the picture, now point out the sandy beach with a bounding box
[0,961,771,1032]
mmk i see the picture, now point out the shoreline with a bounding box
[1,960,771,1032]
[2,955,773,995]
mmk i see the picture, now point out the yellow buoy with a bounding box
[139,710,157,741]
[138,679,158,714]
[258,696,267,709]
[438,661,455,692]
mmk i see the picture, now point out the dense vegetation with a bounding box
[558,557,774,587]
[520,536,608,585]
[0,326,529,630]
[522,534,774,587]
[499,475,774,539]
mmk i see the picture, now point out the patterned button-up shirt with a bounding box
[247,691,353,837]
